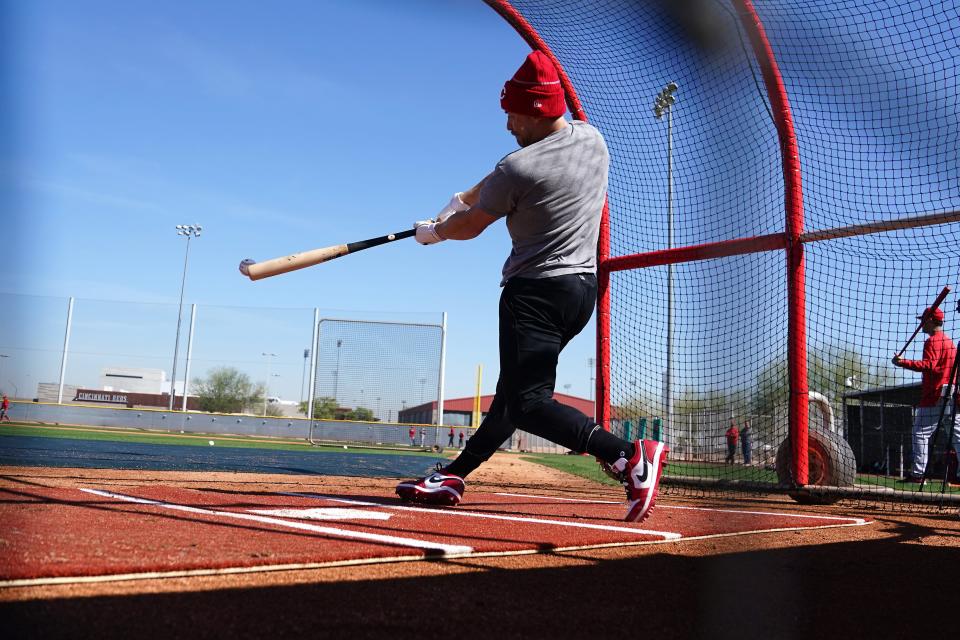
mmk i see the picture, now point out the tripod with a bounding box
[918,300,960,495]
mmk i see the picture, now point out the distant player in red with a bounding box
[0,394,9,422]
[725,421,739,464]
[408,426,416,447]
[458,431,465,448]
[448,426,455,447]
[892,306,958,481]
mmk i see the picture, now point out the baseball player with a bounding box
[396,51,668,523]
[892,306,959,481]
[0,394,8,422]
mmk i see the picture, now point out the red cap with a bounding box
[500,51,566,118]
[918,307,945,322]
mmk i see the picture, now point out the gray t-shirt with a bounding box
[478,120,609,284]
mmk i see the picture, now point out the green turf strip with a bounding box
[519,451,960,493]
[0,422,443,457]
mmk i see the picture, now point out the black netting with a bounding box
[489,0,960,508]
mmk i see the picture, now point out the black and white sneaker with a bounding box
[396,464,465,506]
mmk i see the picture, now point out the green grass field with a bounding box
[4,422,958,493]
[520,451,960,494]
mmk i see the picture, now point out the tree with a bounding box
[264,402,285,417]
[193,367,264,414]
[299,397,337,418]
[751,345,897,418]
[345,407,375,421]
[674,386,748,415]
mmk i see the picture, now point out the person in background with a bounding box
[740,420,752,465]
[458,431,465,449]
[0,394,9,422]
[725,420,739,464]
[892,306,958,482]
[448,426,455,447]
[409,426,416,447]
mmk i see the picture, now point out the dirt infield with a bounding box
[1,455,958,639]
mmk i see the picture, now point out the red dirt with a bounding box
[0,458,957,639]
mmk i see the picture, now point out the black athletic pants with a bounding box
[445,273,632,478]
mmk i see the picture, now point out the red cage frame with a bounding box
[484,0,811,484]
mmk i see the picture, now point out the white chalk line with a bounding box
[0,490,871,589]
[493,491,868,525]
[78,488,472,554]
[282,492,682,540]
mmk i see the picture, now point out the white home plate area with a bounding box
[0,483,870,586]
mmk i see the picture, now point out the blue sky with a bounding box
[1,0,607,405]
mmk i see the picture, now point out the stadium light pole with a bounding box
[169,224,202,410]
[333,339,343,403]
[300,348,309,406]
[262,352,277,416]
[654,81,678,434]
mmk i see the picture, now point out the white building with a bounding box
[100,367,184,395]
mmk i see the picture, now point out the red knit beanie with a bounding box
[500,50,566,118]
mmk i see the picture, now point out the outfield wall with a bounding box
[5,401,567,454]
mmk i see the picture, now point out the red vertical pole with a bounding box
[597,201,611,431]
[736,0,808,484]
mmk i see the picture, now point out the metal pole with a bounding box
[169,225,201,409]
[262,352,276,416]
[181,304,197,411]
[170,234,191,409]
[333,340,342,402]
[436,311,448,441]
[307,311,320,438]
[57,297,75,404]
[653,82,678,435]
[300,347,309,406]
[665,101,674,434]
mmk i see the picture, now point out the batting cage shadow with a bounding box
[3,537,957,640]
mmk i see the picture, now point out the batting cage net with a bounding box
[308,318,448,449]
[487,0,960,508]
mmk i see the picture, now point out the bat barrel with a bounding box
[240,229,414,281]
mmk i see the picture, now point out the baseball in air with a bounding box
[387,234,396,240]
[239,258,256,276]
[208,440,215,446]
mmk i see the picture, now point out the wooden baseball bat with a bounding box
[239,228,416,281]
[895,285,951,358]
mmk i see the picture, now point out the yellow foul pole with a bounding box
[473,364,483,427]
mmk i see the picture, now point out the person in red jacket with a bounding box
[725,420,739,464]
[892,306,958,481]
[0,394,9,422]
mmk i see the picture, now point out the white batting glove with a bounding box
[435,192,470,223]
[415,220,444,245]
